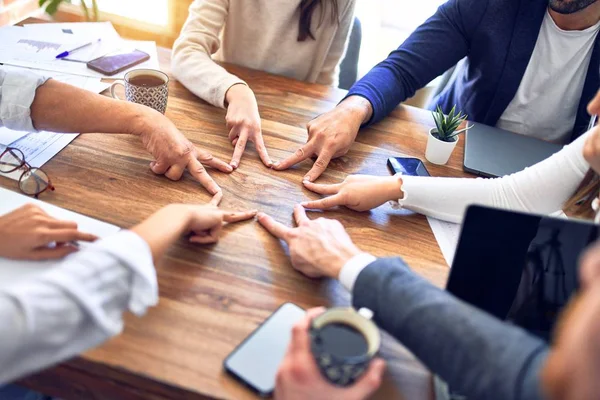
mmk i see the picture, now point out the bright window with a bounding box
[75,0,169,26]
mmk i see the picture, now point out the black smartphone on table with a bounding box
[224,303,306,397]
[87,49,150,76]
[387,157,431,177]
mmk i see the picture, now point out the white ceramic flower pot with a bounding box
[425,128,458,165]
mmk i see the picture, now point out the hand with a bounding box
[0,204,97,260]
[225,84,272,168]
[257,205,363,278]
[275,307,386,400]
[133,106,232,195]
[131,203,257,261]
[302,175,403,212]
[584,90,600,174]
[273,96,373,182]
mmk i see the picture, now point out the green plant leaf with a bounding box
[45,0,64,15]
[39,0,49,7]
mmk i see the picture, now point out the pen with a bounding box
[589,114,598,131]
[56,38,101,59]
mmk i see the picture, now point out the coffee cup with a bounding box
[310,307,380,387]
[110,69,169,114]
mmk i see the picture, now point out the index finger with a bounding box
[230,130,248,169]
[252,132,273,168]
[301,193,345,210]
[293,204,310,226]
[209,191,224,206]
[257,212,292,240]
[222,210,259,224]
[46,229,98,244]
[290,307,327,353]
[272,143,314,171]
[187,158,221,195]
[304,150,333,183]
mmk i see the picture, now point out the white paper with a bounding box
[0,187,120,288]
[0,127,28,147]
[1,132,78,180]
[427,217,461,267]
[23,22,121,62]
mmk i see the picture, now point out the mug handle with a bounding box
[110,80,126,100]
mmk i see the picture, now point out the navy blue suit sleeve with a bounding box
[352,258,548,400]
[347,0,488,125]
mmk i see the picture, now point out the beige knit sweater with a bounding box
[171,0,356,108]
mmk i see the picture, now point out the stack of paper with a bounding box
[0,22,159,79]
[0,187,121,288]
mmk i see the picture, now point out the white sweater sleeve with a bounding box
[0,231,157,384]
[316,0,356,86]
[171,0,245,108]
[397,131,591,223]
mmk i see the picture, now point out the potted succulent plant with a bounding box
[426,105,473,165]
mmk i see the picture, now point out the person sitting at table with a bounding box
[257,203,600,400]
[171,0,356,169]
[0,202,256,384]
[296,89,600,224]
[272,0,600,183]
[1,67,232,197]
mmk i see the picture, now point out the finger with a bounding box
[301,193,345,210]
[302,180,342,195]
[230,131,248,169]
[222,210,258,224]
[189,226,221,244]
[345,358,386,399]
[164,164,185,181]
[187,158,221,195]
[210,191,224,206]
[588,90,600,115]
[293,204,310,226]
[44,229,98,244]
[304,150,333,183]
[272,143,314,171]
[197,149,233,173]
[257,212,292,240]
[290,307,327,353]
[150,160,169,175]
[45,219,78,230]
[30,245,79,261]
[252,132,273,167]
[232,137,238,147]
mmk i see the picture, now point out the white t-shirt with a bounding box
[496,10,600,143]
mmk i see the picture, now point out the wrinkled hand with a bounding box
[274,307,386,400]
[273,96,372,182]
[302,175,402,212]
[135,107,232,195]
[257,205,363,278]
[0,204,97,260]
[225,84,272,168]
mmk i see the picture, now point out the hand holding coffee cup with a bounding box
[275,307,385,400]
[110,69,169,114]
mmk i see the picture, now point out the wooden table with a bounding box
[5,19,472,400]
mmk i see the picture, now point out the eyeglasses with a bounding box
[0,147,54,198]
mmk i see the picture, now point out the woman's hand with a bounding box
[131,204,257,262]
[0,204,98,261]
[225,84,272,169]
[301,175,403,212]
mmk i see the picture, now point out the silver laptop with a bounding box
[463,124,563,178]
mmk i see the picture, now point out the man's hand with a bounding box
[257,205,363,278]
[273,96,373,182]
[274,307,386,400]
[302,175,403,212]
[225,84,272,169]
[133,106,232,196]
[0,204,97,260]
[584,90,600,175]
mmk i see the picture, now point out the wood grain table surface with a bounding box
[4,18,473,400]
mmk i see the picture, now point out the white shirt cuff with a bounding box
[339,253,377,292]
[0,68,50,132]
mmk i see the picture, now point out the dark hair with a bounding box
[298,0,340,42]
[564,169,600,219]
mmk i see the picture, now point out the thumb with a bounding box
[150,160,169,175]
[345,358,386,400]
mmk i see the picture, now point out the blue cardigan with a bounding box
[347,0,600,142]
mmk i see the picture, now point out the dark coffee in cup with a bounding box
[128,75,166,87]
[310,308,380,387]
